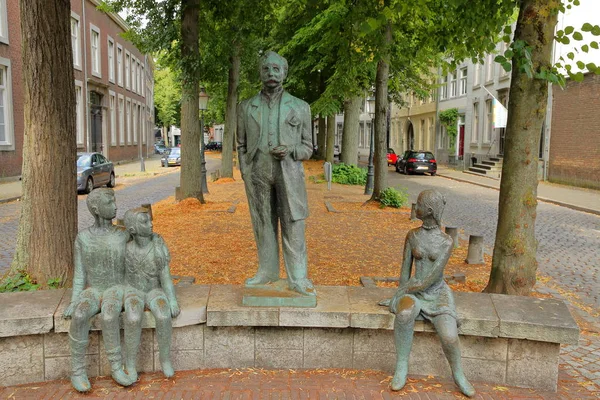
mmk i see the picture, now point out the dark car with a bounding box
[77,152,116,193]
[161,147,181,167]
[395,150,437,176]
[154,143,168,154]
[205,141,222,151]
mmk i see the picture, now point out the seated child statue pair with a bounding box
[62,188,179,392]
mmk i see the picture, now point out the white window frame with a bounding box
[90,24,101,78]
[117,44,123,87]
[0,58,15,148]
[109,91,116,146]
[132,101,138,145]
[0,0,9,44]
[137,61,142,94]
[141,66,145,97]
[472,103,479,143]
[474,62,482,87]
[126,98,132,144]
[142,105,146,144]
[70,13,81,70]
[75,80,84,146]
[107,37,115,83]
[132,57,137,93]
[486,53,494,82]
[125,51,131,90]
[459,67,467,96]
[440,75,448,100]
[118,94,125,145]
[450,71,457,98]
[485,99,493,143]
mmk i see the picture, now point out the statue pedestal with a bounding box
[242,279,317,308]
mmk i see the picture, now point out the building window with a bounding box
[0,0,9,44]
[131,57,136,93]
[472,103,479,143]
[428,117,434,149]
[0,60,14,147]
[474,63,482,87]
[141,66,145,97]
[137,62,142,94]
[90,26,101,77]
[142,106,146,144]
[486,53,494,82]
[132,102,137,144]
[125,52,130,89]
[117,45,123,87]
[485,100,493,143]
[75,82,84,146]
[109,92,116,146]
[118,95,125,145]
[438,125,446,149]
[108,38,115,82]
[440,75,448,100]
[126,99,132,144]
[450,71,457,98]
[70,15,81,69]
[459,67,467,95]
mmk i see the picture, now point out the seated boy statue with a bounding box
[63,188,132,392]
[122,207,180,381]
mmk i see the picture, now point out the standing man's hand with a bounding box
[270,145,290,160]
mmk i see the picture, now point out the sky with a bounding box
[555,0,600,73]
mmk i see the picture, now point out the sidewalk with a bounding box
[436,166,600,215]
[0,155,167,204]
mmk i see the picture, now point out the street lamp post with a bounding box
[364,96,375,195]
[199,87,210,194]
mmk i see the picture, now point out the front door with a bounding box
[459,125,465,158]
[90,92,103,153]
[407,123,414,150]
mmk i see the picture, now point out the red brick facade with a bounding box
[0,0,154,179]
[549,73,600,189]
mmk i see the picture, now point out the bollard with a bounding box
[410,202,417,220]
[141,203,153,220]
[323,162,332,191]
[175,186,182,201]
[140,156,146,172]
[445,226,459,248]
[465,234,485,264]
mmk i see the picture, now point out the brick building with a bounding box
[0,0,154,179]
[548,72,600,189]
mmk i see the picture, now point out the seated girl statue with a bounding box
[122,207,180,382]
[380,189,475,397]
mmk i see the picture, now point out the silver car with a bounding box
[77,152,116,193]
[161,147,181,167]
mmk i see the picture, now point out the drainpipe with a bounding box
[82,0,90,152]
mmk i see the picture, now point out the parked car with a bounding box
[387,148,398,166]
[334,144,341,158]
[77,152,116,194]
[154,143,168,154]
[395,150,437,175]
[162,147,181,167]
[205,141,222,151]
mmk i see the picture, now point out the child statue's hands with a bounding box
[63,302,76,319]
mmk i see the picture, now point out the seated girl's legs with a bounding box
[431,314,475,397]
[101,285,132,386]
[391,295,421,391]
[123,287,145,382]
[147,289,174,377]
[69,288,101,392]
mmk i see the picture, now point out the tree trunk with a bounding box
[484,0,558,295]
[341,96,361,166]
[221,42,240,178]
[10,0,77,287]
[317,115,327,159]
[179,0,203,201]
[371,22,392,200]
[325,115,335,163]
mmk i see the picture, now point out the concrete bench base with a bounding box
[0,285,579,391]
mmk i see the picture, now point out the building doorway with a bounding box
[90,91,103,153]
[458,114,465,159]
[406,122,415,150]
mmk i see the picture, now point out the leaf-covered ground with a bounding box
[153,160,547,296]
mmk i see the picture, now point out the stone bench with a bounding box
[0,285,579,391]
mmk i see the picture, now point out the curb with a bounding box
[0,196,20,204]
[437,173,600,216]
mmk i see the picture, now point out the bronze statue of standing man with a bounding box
[237,51,315,297]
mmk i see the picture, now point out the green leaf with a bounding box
[565,64,572,71]
[592,26,600,36]
[565,26,574,35]
[591,41,599,49]
[494,55,507,63]
[501,62,511,72]
[504,49,514,58]
[582,44,589,53]
[556,30,564,37]
[567,52,575,60]
[561,36,571,45]
[573,72,585,81]
[582,23,593,32]
[573,32,584,41]
[504,25,512,34]
[577,60,585,69]
[574,0,580,5]
[586,62,597,71]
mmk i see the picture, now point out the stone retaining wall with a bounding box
[0,285,579,391]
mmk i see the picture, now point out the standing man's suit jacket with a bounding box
[237,91,313,221]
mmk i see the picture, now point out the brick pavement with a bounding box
[1,366,598,399]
